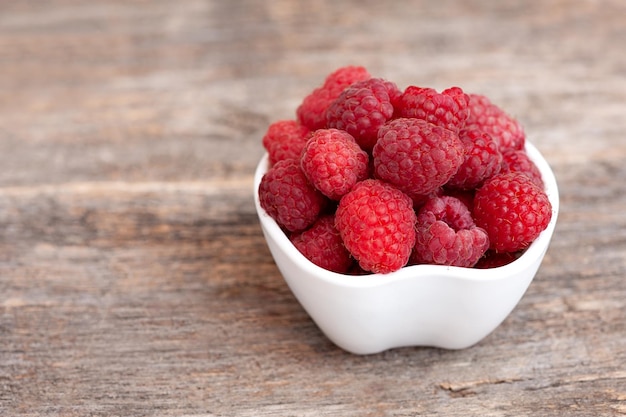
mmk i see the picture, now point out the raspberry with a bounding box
[290,215,353,273]
[258,159,327,232]
[501,148,544,189]
[465,93,525,151]
[447,128,503,190]
[395,86,470,134]
[335,179,416,274]
[411,196,489,267]
[259,66,551,272]
[300,128,369,200]
[296,66,371,131]
[473,172,552,252]
[373,118,465,197]
[326,78,399,151]
[262,120,311,165]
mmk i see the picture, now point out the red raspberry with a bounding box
[258,159,327,232]
[290,215,353,273]
[262,120,311,165]
[373,118,465,197]
[296,66,371,131]
[473,172,552,252]
[395,86,470,134]
[411,196,489,267]
[501,148,544,189]
[446,128,503,190]
[300,129,369,200]
[465,93,525,151]
[335,179,416,274]
[326,78,399,151]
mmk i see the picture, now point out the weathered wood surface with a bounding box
[1,1,625,416]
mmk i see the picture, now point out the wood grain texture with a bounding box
[1,1,625,416]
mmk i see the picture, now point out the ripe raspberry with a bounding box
[373,118,465,197]
[326,78,399,151]
[262,120,311,165]
[296,66,371,131]
[300,129,369,200]
[447,128,503,190]
[258,159,327,232]
[395,86,470,134]
[411,196,489,267]
[290,215,353,273]
[501,148,544,189]
[473,172,552,252]
[335,179,416,274]
[465,93,525,151]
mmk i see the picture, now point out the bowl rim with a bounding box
[254,140,559,288]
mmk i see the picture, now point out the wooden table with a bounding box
[1,1,625,415]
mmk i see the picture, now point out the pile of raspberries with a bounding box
[258,66,552,274]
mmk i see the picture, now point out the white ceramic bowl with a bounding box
[254,141,559,354]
